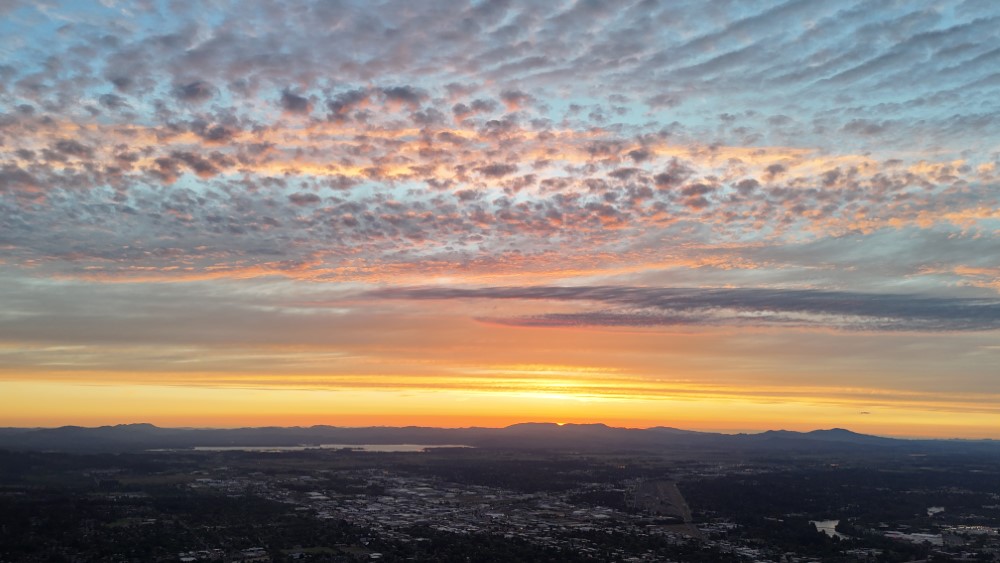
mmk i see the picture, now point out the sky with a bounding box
[1,0,1000,438]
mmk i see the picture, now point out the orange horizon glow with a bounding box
[2,377,999,440]
[3,291,1000,440]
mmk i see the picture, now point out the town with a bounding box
[2,443,999,562]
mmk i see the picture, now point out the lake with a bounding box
[811,520,851,540]
[186,444,473,452]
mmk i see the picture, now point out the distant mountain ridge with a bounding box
[0,422,997,455]
[751,428,899,445]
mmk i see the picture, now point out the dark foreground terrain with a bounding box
[1,426,999,562]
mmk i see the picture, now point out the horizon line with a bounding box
[2,421,994,442]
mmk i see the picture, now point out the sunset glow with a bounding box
[2,1,1000,437]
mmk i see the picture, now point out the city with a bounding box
[2,426,999,562]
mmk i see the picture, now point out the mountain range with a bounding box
[0,422,995,455]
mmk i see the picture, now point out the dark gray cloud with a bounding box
[190,121,236,143]
[173,80,216,102]
[288,192,321,206]
[280,89,312,114]
[476,163,519,178]
[326,88,371,118]
[380,86,427,107]
[98,93,129,110]
[52,139,94,159]
[499,89,533,109]
[369,286,1000,332]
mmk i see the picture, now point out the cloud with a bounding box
[369,286,1000,332]
[98,93,129,110]
[0,1,998,290]
[190,121,236,143]
[380,86,427,108]
[288,192,321,206]
[52,139,94,159]
[281,89,312,114]
[499,89,533,110]
[476,163,519,178]
[326,88,371,119]
[173,80,217,102]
